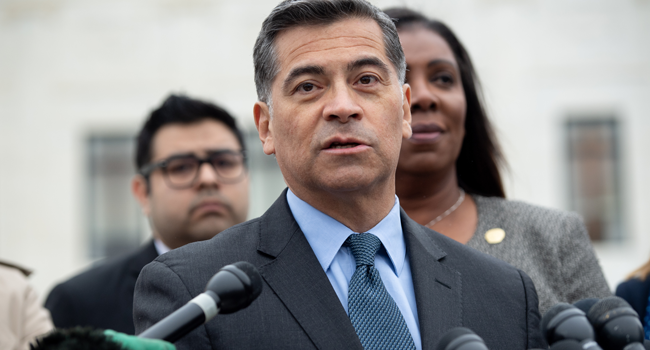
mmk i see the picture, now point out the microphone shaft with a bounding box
[139,302,205,343]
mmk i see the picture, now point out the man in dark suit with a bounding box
[133,1,545,349]
[45,95,250,334]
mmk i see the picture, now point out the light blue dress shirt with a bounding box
[287,190,422,350]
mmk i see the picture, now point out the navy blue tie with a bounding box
[345,233,416,350]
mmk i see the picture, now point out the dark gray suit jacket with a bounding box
[134,190,545,349]
[46,241,158,334]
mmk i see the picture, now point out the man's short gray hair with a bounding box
[253,0,406,104]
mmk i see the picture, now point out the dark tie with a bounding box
[345,233,416,350]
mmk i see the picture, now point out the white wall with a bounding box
[0,0,648,299]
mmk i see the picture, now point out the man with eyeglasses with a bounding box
[45,94,250,335]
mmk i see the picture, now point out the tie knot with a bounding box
[345,233,381,267]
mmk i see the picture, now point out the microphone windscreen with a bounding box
[541,303,574,337]
[550,339,583,350]
[573,298,600,315]
[232,261,263,298]
[587,296,633,325]
[206,261,263,314]
[436,327,475,350]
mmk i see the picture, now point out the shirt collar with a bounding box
[286,189,406,276]
[154,238,172,256]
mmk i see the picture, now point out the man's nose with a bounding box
[195,162,220,188]
[410,77,439,113]
[322,84,363,122]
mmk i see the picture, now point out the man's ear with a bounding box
[401,84,413,139]
[254,101,276,155]
[131,175,151,216]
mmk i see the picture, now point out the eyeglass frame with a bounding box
[138,149,247,189]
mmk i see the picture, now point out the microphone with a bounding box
[139,261,263,343]
[541,303,601,349]
[549,339,601,350]
[574,298,600,314]
[586,296,644,350]
[435,327,488,350]
[622,344,646,350]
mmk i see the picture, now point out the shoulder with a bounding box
[0,260,31,277]
[475,195,583,226]
[157,218,262,266]
[139,192,294,295]
[405,213,528,283]
[616,277,650,297]
[473,195,587,244]
[48,243,154,298]
[0,263,31,293]
[146,218,264,291]
[616,277,650,319]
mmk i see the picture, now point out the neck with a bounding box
[289,182,397,233]
[396,167,461,225]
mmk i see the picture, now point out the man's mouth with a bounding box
[190,199,230,217]
[328,142,361,149]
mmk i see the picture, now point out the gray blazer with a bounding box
[468,195,612,314]
[134,190,545,349]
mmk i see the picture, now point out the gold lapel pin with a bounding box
[484,228,506,244]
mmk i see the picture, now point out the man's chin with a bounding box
[315,171,387,193]
[188,218,234,241]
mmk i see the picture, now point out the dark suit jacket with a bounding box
[134,190,544,349]
[616,277,650,323]
[45,241,158,334]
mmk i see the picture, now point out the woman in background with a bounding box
[384,7,611,313]
[0,260,53,350]
[616,259,650,338]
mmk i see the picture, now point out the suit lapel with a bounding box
[256,190,363,350]
[402,210,462,350]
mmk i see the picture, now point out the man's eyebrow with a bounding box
[161,149,239,160]
[282,65,325,91]
[347,57,390,75]
[206,148,241,155]
[155,152,194,163]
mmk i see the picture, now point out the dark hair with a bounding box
[384,8,506,198]
[253,0,405,104]
[31,327,122,350]
[135,94,246,172]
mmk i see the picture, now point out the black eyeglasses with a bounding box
[139,150,246,189]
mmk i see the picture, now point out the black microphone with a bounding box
[622,344,646,350]
[435,327,488,350]
[574,298,600,314]
[548,339,603,350]
[587,296,644,350]
[139,261,263,343]
[541,303,601,349]
[549,339,584,350]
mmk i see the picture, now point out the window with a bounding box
[87,134,146,259]
[566,118,623,241]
